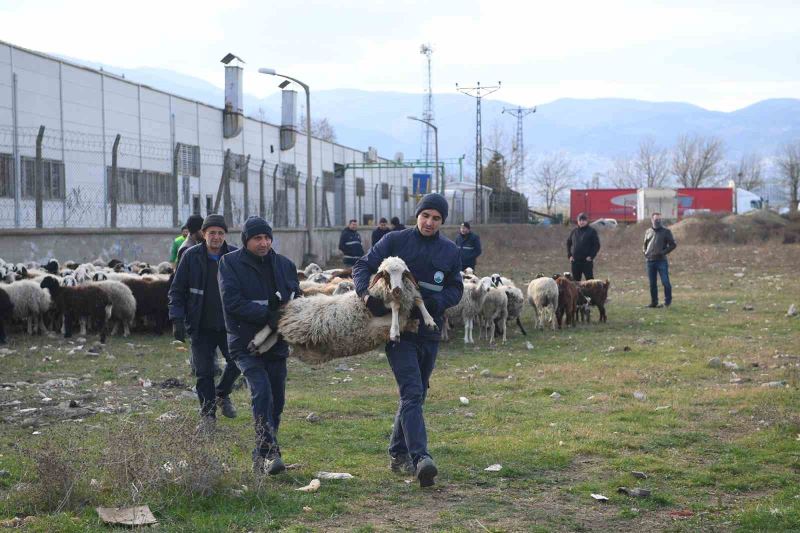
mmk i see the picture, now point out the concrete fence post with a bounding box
[110,133,121,228]
[243,154,251,221]
[172,142,181,227]
[259,159,266,218]
[213,149,230,214]
[34,126,45,228]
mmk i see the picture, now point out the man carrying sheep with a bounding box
[339,219,365,267]
[218,216,300,476]
[566,212,601,281]
[168,214,240,434]
[644,212,677,308]
[353,193,463,488]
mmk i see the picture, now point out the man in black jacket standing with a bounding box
[454,221,482,271]
[566,212,601,280]
[643,212,677,308]
[168,214,240,433]
[339,219,364,267]
[218,216,300,475]
[371,217,391,248]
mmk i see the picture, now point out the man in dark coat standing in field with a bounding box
[339,219,364,267]
[454,221,482,271]
[371,217,391,248]
[390,216,406,232]
[644,212,677,308]
[168,214,240,433]
[218,216,300,475]
[566,212,601,280]
[353,193,463,488]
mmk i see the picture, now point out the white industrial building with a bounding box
[0,40,415,229]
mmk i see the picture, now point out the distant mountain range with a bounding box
[69,58,800,187]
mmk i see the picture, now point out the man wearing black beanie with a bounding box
[168,213,239,433]
[218,216,300,476]
[353,193,463,488]
[177,214,205,263]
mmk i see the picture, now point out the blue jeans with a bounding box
[191,329,241,417]
[647,260,672,305]
[386,334,439,465]
[235,355,287,459]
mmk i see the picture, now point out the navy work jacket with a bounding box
[454,232,482,269]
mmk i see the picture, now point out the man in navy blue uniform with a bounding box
[371,217,391,248]
[454,221,482,271]
[338,219,364,267]
[390,216,406,232]
[353,193,463,488]
[218,216,300,475]
[168,214,240,433]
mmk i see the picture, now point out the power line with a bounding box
[456,81,501,223]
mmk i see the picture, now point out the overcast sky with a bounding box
[2,0,799,111]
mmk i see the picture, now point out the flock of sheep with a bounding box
[0,258,174,343]
[0,255,610,356]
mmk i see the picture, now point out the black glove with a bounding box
[422,297,439,317]
[364,295,390,317]
[173,320,186,342]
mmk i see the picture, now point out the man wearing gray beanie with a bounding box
[352,193,463,488]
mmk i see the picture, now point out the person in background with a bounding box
[339,219,364,267]
[566,212,601,281]
[170,224,189,265]
[353,193,463,488]
[177,214,205,263]
[390,216,406,232]
[371,217,391,248]
[454,221,482,272]
[168,214,240,434]
[643,212,677,308]
[218,216,300,476]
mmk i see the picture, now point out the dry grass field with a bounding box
[1,221,798,531]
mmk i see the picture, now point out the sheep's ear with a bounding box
[402,270,418,288]
[368,271,388,289]
[297,272,307,280]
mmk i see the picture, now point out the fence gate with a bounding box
[334,163,346,226]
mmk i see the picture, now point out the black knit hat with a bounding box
[202,213,227,232]
[390,216,401,225]
[379,217,387,224]
[185,214,204,233]
[461,221,471,229]
[414,193,449,222]
[241,216,273,245]
[577,212,588,221]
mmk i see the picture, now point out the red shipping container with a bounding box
[676,188,734,218]
[570,189,637,223]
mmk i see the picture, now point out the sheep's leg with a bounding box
[599,304,606,323]
[27,316,34,336]
[549,304,557,331]
[414,297,437,330]
[79,317,87,336]
[251,323,273,350]
[516,317,527,336]
[488,319,496,345]
[256,331,280,354]
[389,301,401,341]
[110,321,119,336]
[501,318,507,344]
[463,317,470,344]
[39,316,49,334]
[441,316,449,341]
[123,321,130,337]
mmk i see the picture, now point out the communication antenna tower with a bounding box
[502,105,536,189]
[419,44,435,178]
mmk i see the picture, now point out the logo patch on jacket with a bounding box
[434,271,444,284]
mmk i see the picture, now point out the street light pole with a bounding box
[259,68,314,257]
[407,116,439,193]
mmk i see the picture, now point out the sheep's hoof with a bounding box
[247,341,258,353]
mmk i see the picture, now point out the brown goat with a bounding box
[554,276,578,329]
[578,279,610,323]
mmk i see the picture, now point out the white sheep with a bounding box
[501,285,526,336]
[93,280,137,337]
[480,286,508,344]
[526,277,558,331]
[0,280,52,334]
[250,257,436,363]
[443,277,491,344]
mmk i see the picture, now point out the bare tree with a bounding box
[609,156,636,188]
[609,138,670,189]
[671,134,725,187]
[727,153,764,191]
[531,152,575,214]
[299,114,337,143]
[775,141,800,212]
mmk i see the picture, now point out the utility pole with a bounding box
[457,81,501,223]
[502,105,536,190]
[419,44,435,184]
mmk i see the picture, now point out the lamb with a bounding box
[94,280,137,337]
[302,279,355,297]
[489,273,515,288]
[526,277,558,331]
[443,277,491,343]
[156,261,174,275]
[73,263,96,283]
[249,256,437,363]
[500,285,527,336]
[575,286,592,323]
[297,263,323,280]
[120,277,170,334]
[578,279,610,323]
[480,286,508,344]
[555,275,578,329]
[0,280,52,335]
[40,276,111,342]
